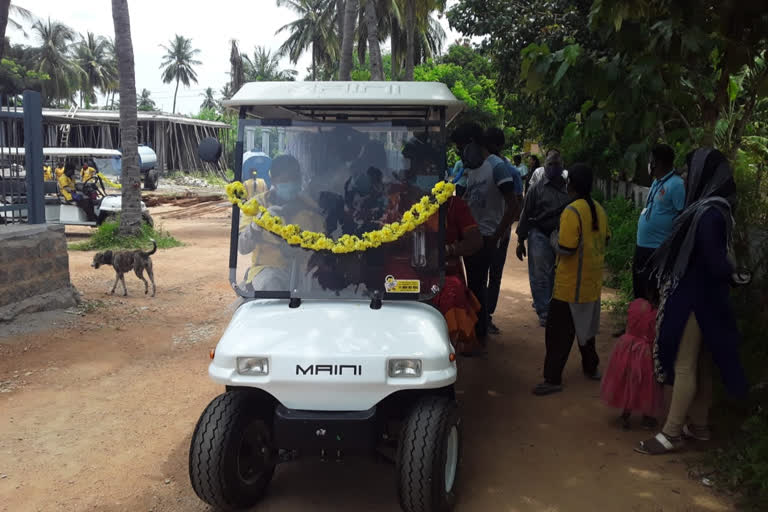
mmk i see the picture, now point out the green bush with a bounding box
[602,196,641,311]
[69,221,183,251]
[707,148,768,510]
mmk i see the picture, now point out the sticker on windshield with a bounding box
[384,275,421,294]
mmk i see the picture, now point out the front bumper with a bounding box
[273,405,378,457]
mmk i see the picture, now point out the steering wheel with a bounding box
[85,174,107,197]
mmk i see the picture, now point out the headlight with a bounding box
[388,359,422,378]
[237,357,269,376]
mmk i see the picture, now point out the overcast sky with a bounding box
[11,0,466,115]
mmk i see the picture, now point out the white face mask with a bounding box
[648,162,653,176]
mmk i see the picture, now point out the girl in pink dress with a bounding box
[601,298,665,429]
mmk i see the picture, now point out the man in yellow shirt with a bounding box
[80,161,96,182]
[58,164,77,202]
[238,154,323,292]
[43,164,53,181]
[55,164,65,178]
[534,163,610,396]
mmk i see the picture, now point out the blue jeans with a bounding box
[527,229,556,322]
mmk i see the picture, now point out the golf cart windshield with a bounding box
[92,156,121,176]
[231,119,446,302]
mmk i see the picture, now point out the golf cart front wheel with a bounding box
[397,396,461,512]
[188,390,276,511]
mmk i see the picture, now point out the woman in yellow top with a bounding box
[533,163,610,396]
[43,165,53,181]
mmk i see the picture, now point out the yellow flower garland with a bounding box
[97,173,122,189]
[226,180,456,254]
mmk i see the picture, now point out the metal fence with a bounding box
[0,91,44,225]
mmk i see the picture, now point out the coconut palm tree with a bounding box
[244,46,298,81]
[75,32,115,108]
[102,36,119,109]
[220,82,234,101]
[228,39,245,94]
[200,87,218,111]
[0,2,35,59]
[159,34,201,114]
[111,0,141,235]
[32,18,81,105]
[276,0,338,81]
[362,0,384,80]
[338,0,357,80]
[391,0,445,80]
[137,88,156,111]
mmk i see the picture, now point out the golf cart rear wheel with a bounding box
[188,390,276,511]
[144,171,159,190]
[397,396,461,512]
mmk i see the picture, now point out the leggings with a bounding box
[662,313,713,438]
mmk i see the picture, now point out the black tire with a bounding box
[189,390,276,511]
[397,396,461,512]
[144,171,159,190]
[98,212,117,226]
[141,211,154,227]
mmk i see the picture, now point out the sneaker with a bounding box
[532,381,563,396]
[488,321,501,335]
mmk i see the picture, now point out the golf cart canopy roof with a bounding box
[0,147,122,158]
[223,81,465,123]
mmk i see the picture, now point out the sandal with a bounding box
[634,432,684,455]
[683,424,711,441]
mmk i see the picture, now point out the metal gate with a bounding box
[0,91,44,225]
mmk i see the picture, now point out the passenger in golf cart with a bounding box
[58,161,97,221]
[238,154,324,291]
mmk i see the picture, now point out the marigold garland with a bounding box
[97,173,122,189]
[226,180,455,254]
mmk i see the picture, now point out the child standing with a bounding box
[601,297,665,429]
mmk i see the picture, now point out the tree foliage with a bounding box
[159,34,201,114]
[449,0,768,178]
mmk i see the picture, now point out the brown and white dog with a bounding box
[92,239,157,297]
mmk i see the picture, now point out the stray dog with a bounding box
[92,239,157,297]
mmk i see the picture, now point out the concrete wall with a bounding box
[0,224,79,321]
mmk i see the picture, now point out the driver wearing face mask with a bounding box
[238,154,323,291]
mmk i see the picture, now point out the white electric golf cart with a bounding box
[0,147,153,226]
[190,81,465,512]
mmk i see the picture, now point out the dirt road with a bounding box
[0,204,733,512]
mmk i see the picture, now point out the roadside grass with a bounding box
[69,220,183,251]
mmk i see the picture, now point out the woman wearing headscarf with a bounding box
[636,148,750,455]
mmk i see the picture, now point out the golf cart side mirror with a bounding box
[198,137,222,163]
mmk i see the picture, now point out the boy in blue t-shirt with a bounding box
[484,127,523,334]
[634,144,685,299]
